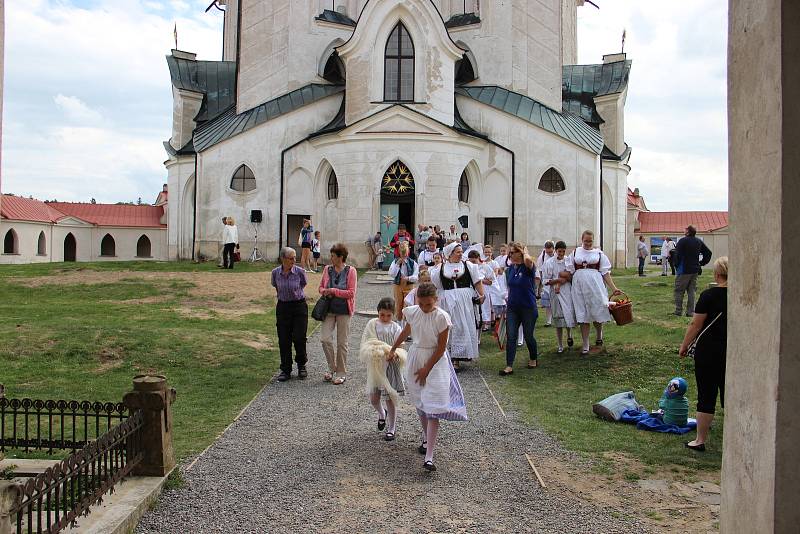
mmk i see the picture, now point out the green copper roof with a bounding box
[562,60,632,125]
[456,86,604,154]
[167,55,237,123]
[194,84,345,152]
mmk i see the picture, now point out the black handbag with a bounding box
[311,296,331,322]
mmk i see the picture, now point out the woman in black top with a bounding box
[679,256,728,451]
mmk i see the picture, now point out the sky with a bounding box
[1,0,728,211]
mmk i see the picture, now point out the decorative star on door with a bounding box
[381,161,415,195]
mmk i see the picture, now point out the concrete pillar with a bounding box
[123,375,177,477]
[0,482,21,534]
[723,1,800,532]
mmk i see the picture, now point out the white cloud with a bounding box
[2,0,223,202]
[54,94,104,125]
[578,0,729,212]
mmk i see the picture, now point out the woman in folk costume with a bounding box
[536,241,556,326]
[359,297,407,441]
[388,242,419,321]
[541,241,576,353]
[429,242,485,369]
[467,245,498,332]
[388,283,468,472]
[567,230,623,355]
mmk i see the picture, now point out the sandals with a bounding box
[418,442,427,455]
[499,368,514,376]
[595,339,604,346]
[378,417,386,431]
[323,372,333,382]
[333,376,347,385]
[384,432,396,442]
[423,460,437,472]
[527,360,538,369]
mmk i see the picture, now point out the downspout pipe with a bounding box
[599,157,604,250]
[279,138,312,255]
[192,153,198,261]
[483,138,515,241]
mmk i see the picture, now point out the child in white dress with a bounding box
[360,298,405,440]
[388,283,468,472]
[541,241,577,352]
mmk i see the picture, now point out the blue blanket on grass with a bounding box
[619,409,697,435]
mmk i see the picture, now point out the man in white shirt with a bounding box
[661,236,676,276]
[637,236,649,277]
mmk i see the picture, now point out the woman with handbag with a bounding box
[319,243,358,384]
[679,256,728,452]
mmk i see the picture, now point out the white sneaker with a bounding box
[557,346,564,353]
[517,340,524,346]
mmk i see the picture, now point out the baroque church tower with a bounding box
[165,0,632,266]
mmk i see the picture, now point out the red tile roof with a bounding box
[49,203,166,228]
[638,211,729,234]
[1,195,165,228]
[0,195,66,223]
[627,188,647,210]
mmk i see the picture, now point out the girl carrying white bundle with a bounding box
[359,297,407,441]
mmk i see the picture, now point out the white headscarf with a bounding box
[443,242,460,261]
[466,243,484,260]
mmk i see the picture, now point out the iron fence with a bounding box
[0,398,129,454]
[8,410,144,534]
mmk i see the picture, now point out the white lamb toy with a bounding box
[358,338,407,403]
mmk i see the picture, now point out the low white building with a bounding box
[164,0,634,266]
[0,192,168,264]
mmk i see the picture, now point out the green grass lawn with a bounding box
[0,260,284,461]
[480,266,723,472]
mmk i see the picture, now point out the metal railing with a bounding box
[0,398,129,455]
[8,410,144,534]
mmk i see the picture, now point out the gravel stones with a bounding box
[136,274,648,534]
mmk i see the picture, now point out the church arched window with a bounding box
[458,170,470,203]
[538,168,566,193]
[100,234,116,257]
[327,169,339,200]
[3,229,18,254]
[137,235,152,258]
[37,231,47,256]
[230,165,256,192]
[384,22,414,102]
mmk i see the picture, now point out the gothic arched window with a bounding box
[458,170,470,203]
[384,22,414,102]
[37,231,46,256]
[3,229,18,254]
[327,169,339,200]
[230,165,256,192]
[538,168,566,193]
[100,234,116,257]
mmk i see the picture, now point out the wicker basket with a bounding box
[609,292,633,326]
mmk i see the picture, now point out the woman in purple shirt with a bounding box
[271,247,308,382]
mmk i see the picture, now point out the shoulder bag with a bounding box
[311,266,334,322]
[687,312,723,358]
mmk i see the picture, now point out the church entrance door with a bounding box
[287,214,311,250]
[379,161,415,248]
[484,218,508,250]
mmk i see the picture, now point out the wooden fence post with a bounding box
[123,375,177,477]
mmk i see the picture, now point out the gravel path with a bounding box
[137,274,647,534]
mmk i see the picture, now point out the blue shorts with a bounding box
[540,291,551,308]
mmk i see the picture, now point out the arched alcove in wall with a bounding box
[3,229,18,254]
[137,235,152,258]
[100,234,116,257]
[37,232,46,256]
[64,233,77,262]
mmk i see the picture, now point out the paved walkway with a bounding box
[137,273,646,533]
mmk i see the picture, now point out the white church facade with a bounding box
[165,0,633,266]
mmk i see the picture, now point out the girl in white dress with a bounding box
[541,241,577,352]
[537,242,556,326]
[360,298,405,440]
[404,271,432,308]
[428,242,485,368]
[388,283,468,472]
[567,230,623,354]
[467,246,498,332]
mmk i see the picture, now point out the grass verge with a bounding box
[479,267,723,471]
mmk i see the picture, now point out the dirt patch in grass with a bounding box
[537,452,720,533]
[13,270,323,318]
